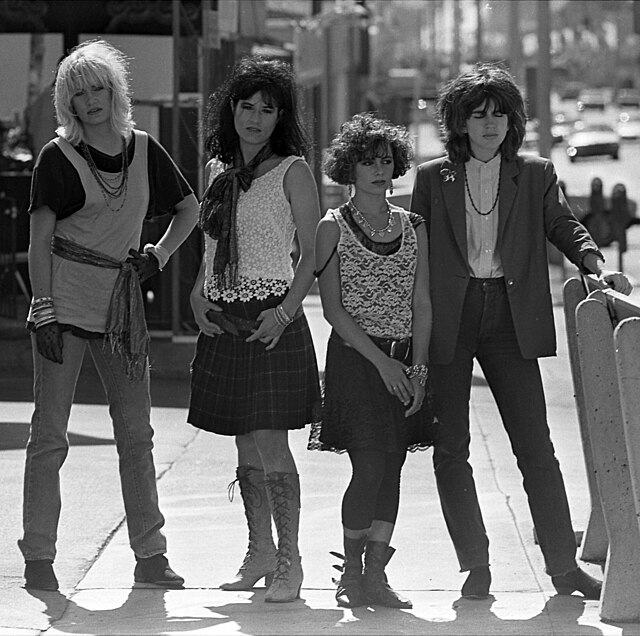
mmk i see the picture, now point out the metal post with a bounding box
[536,0,552,159]
[171,0,181,335]
[476,0,483,61]
[452,0,461,78]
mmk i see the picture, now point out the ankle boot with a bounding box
[362,541,412,609]
[461,565,491,599]
[334,535,368,608]
[552,567,602,600]
[220,467,277,591]
[264,472,303,603]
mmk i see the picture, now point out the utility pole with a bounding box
[476,0,483,61]
[171,0,182,335]
[508,0,522,85]
[537,0,552,159]
[452,0,461,77]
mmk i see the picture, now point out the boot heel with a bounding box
[264,571,274,587]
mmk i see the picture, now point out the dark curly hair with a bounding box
[323,112,413,185]
[437,63,526,163]
[204,56,309,164]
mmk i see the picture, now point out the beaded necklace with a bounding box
[79,136,129,213]
[348,198,396,237]
[464,163,501,216]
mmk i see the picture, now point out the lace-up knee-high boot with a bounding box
[362,541,412,609]
[334,535,368,608]
[264,472,303,603]
[220,466,277,591]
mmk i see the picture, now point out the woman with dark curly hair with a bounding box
[187,56,321,603]
[308,112,437,609]
[411,63,631,600]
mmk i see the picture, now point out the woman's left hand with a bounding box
[404,379,426,418]
[245,307,285,350]
[599,269,633,295]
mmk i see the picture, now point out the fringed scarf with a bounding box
[51,235,149,381]
[199,144,273,289]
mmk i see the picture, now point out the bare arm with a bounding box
[247,160,321,350]
[404,223,431,416]
[29,206,63,363]
[28,206,56,299]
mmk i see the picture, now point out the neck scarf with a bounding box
[51,235,149,381]
[199,143,274,289]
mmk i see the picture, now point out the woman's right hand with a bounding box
[376,356,414,407]
[190,292,224,337]
[35,322,63,364]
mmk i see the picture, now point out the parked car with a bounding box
[576,88,610,112]
[566,122,620,161]
[615,89,640,110]
[551,112,581,142]
[617,111,640,140]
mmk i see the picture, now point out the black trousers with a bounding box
[430,277,578,575]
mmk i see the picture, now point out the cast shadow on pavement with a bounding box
[25,587,616,636]
[0,422,115,451]
[448,594,607,636]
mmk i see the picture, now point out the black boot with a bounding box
[24,559,58,591]
[362,541,412,609]
[552,567,602,600]
[334,535,367,608]
[461,565,491,599]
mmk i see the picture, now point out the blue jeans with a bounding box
[18,331,167,561]
[431,278,578,576]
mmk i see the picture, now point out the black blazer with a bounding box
[410,153,601,364]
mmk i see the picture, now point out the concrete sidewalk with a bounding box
[4,301,640,635]
[3,233,640,634]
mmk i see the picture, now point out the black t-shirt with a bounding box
[28,132,193,219]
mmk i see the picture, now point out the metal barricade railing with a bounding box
[563,276,640,622]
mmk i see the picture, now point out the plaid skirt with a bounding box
[308,332,437,454]
[188,296,321,436]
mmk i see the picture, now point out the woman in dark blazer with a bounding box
[410,63,631,600]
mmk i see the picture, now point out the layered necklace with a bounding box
[349,198,396,237]
[464,164,501,216]
[79,136,129,213]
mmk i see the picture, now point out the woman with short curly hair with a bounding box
[309,112,437,609]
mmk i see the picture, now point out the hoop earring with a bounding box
[389,181,394,195]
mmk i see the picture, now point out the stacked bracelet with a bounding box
[31,297,57,329]
[274,304,293,328]
[404,363,429,386]
[143,243,171,271]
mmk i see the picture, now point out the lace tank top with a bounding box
[204,155,302,302]
[333,204,417,339]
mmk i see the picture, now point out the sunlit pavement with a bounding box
[2,230,640,635]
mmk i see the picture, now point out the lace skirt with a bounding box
[308,333,437,454]
[188,295,321,435]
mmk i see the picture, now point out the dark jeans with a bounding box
[431,277,577,576]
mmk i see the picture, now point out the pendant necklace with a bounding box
[349,199,395,237]
[79,136,129,213]
[464,164,501,216]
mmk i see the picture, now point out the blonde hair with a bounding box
[54,39,135,144]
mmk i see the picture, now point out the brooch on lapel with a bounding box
[440,167,456,183]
